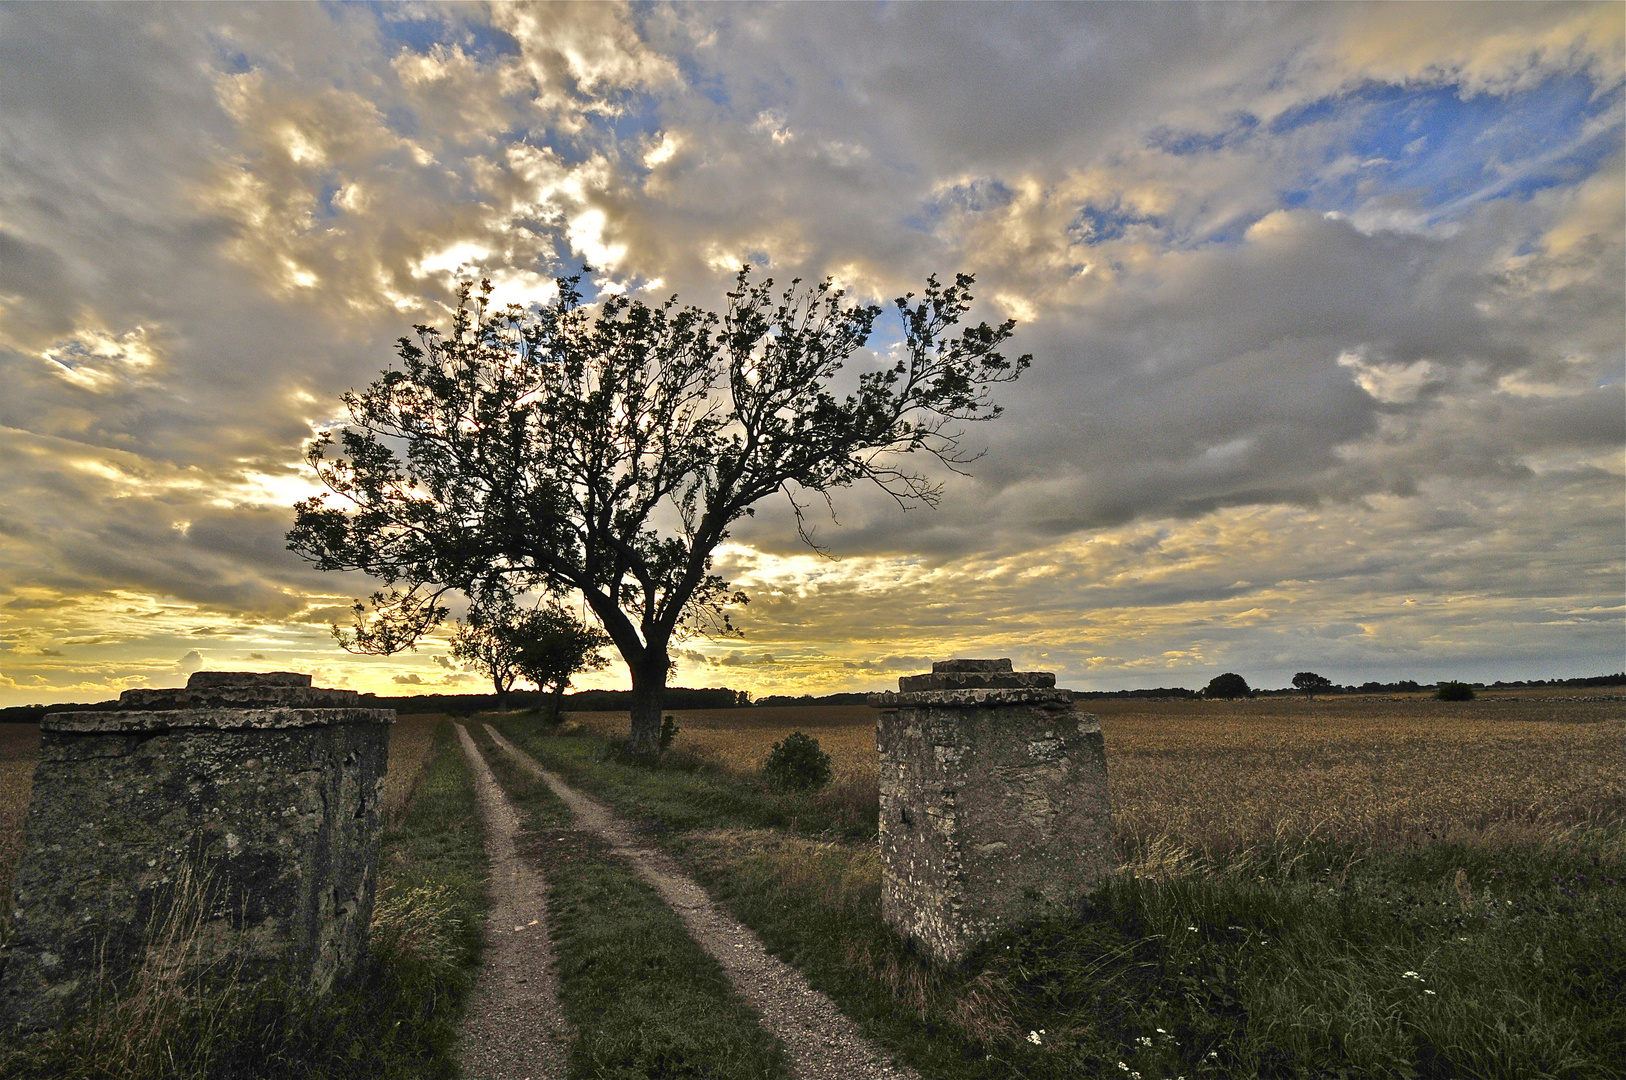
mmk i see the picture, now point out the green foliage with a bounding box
[0,720,488,1079]
[493,717,876,840]
[512,717,1626,1079]
[660,714,680,753]
[761,731,833,792]
[1203,672,1252,699]
[681,826,1626,1080]
[449,599,610,707]
[288,269,1030,752]
[1436,680,1477,701]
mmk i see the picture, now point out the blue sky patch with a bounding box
[1283,75,1623,224]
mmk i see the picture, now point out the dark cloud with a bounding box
[0,3,1619,702]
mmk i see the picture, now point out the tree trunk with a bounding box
[625,653,668,761]
[550,682,565,724]
[493,675,508,713]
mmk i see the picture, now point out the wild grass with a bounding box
[0,724,40,930]
[501,713,878,839]
[468,724,791,1079]
[378,714,443,826]
[0,717,489,1079]
[514,695,1625,1079]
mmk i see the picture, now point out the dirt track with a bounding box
[481,722,919,1080]
[454,723,571,1080]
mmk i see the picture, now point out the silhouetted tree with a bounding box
[289,269,1028,756]
[1204,672,1252,699]
[1292,671,1334,697]
[448,602,528,711]
[515,603,611,720]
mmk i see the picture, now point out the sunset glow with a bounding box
[1,3,1621,704]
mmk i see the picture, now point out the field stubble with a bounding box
[564,691,1623,857]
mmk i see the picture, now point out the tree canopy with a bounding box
[1292,671,1334,696]
[449,599,609,711]
[1204,672,1252,699]
[288,268,1028,754]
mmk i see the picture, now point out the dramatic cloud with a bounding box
[0,2,1619,703]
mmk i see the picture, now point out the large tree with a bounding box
[288,269,1028,756]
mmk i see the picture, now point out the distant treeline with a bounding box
[0,685,750,723]
[4,673,1621,723]
[753,692,874,707]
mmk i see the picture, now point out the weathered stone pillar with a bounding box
[871,659,1113,965]
[0,672,392,1029]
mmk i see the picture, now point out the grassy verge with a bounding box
[493,711,876,839]
[1,718,488,1080]
[497,716,1626,1080]
[467,724,789,1079]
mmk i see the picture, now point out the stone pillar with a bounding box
[0,672,392,1029]
[871,659,1113,965]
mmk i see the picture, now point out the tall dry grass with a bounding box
[0,724,40,931]
[1095,694,1624,858]
[379,713,445,825]
[571,692,1623,857]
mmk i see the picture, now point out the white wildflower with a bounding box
[1027,1030,1042,1045]
[1424,989,1437,995]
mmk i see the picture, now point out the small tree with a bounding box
[1435,680,1476,701]
[289,269,1027,757]
[515,604,611,720]
[449,599,608,712]
[448,601,528,710]
[1292,671,1334,697]
[762,732,832,791]
[1204,672,1252,700]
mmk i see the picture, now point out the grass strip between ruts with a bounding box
[493,714,1626,1080]
[468,724,790,1080]
[0,716,490,1080]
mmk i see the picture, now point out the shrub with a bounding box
[1203,672,1252,699]
[660,714,680,754]
[762,732,832,792]
[1436,681,1476,701]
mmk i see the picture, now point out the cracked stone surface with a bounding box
[872,659,1114,966]
[0,673,389,1030]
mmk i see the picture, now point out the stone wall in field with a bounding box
[0,672,392,1029]
[872,659,1113,965]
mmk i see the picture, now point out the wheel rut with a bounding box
[481,723,920,1080]
[453,722,570,1080]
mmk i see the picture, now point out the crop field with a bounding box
[0,724,40,912]
[379,713,445,825]
[566,689,1624,854]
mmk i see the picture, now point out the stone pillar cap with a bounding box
[188,671,312,688]
[870,658,1071,707]
[932,659,1012,673]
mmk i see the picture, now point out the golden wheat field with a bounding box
[0,724,41,909]
[380,714,446,825]
[567,690,1624,853]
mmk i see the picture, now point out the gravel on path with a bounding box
[481,723,921,1080]
[454,723,571,1080]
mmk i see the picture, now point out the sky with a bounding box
[0,2,1621,705]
